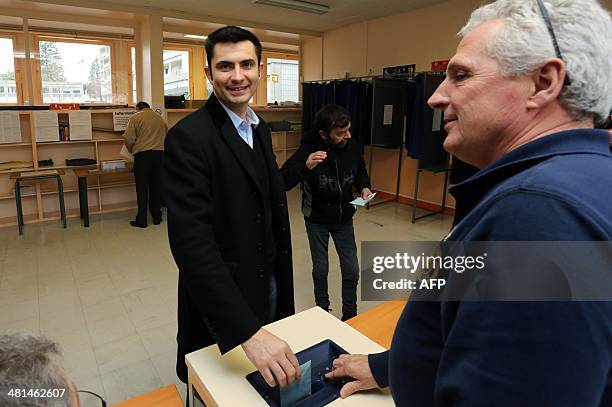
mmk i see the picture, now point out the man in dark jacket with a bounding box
[281,104,372,321]
[163,26,299,391]
[324,1,612,406]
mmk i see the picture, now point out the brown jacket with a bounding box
[123,108,168,154]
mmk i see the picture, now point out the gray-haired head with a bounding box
[459,0,612,124]
[0,333,72,406]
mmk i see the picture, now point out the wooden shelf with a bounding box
[0,163,110,175]
[8,189,73,198]
[89,109,133,114]
[39,201,137,224]
[0,142,32,147]
[39,165,97,172]
[40,188,76,196]
[0,167,35,175]
[0,107,298,229]
[93,128,122,133]
[0,108,131,115]
[0,165,95,176]
[36,138,124,145]
[0,212,39,227]
[97,181,135,190]
[166,109,197,113]
[92,201,137,213]
[0,192,37,200]
[40,202,137,222]
[3,180,135,199]
[41,207,95,223]
[95,137,124,142]
[37,140,97,145]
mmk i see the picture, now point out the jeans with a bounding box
[305,220,359,317]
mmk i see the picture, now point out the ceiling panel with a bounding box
[18,0,450,34]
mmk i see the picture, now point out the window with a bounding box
[163,49,190,99]
[130,46,137,104]
[38,39,112,103]
[266,57,299,104]
[0,37,17,103]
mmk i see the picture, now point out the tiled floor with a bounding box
[0,188,453,406]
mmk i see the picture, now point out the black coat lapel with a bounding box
[205,94,263,198]
[255,122,274,167]
[254,119,286,204]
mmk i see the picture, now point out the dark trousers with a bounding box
[305,220,359,316]
[133,150,163,225]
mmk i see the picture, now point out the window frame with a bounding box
[129,43,137,106]
[162,44,194,100]
[0,33,23,105]
[32,35,115,105]
[255,51,299,106]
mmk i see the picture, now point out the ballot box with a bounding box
[185,307,394,406]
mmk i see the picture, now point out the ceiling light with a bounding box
[184,34,208,40]
[253,0,329,15]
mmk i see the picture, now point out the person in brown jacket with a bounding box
[123,101,168,227]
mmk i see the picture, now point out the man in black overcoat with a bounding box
[163,26,299,391]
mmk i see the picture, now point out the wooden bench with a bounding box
[110,384,183,407]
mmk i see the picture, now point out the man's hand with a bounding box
[325,354,378,398]
[241,328,301,388]
[306,151,327,170]
[361,188,373,199]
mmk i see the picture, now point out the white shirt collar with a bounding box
[219,101,260,130]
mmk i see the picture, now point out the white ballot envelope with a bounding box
[120,144,134,161]
[350,192,376,206]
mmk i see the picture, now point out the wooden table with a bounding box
[345,300,407,349]
[72,166,132,227]
[186,307,396,407]
[110,385,183,407]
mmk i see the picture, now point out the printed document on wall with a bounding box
[0,112,22,144]
[113,110,136,131]
[34,111,59,142]
[68,111,92,140]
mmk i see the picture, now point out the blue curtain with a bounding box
[301,80,371,148]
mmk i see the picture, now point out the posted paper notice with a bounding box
[113,110,136,131]
[68,111,92,140]
[34,111,59,142]
[0,112,21,144]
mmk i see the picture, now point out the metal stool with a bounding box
[13,171,67,235]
